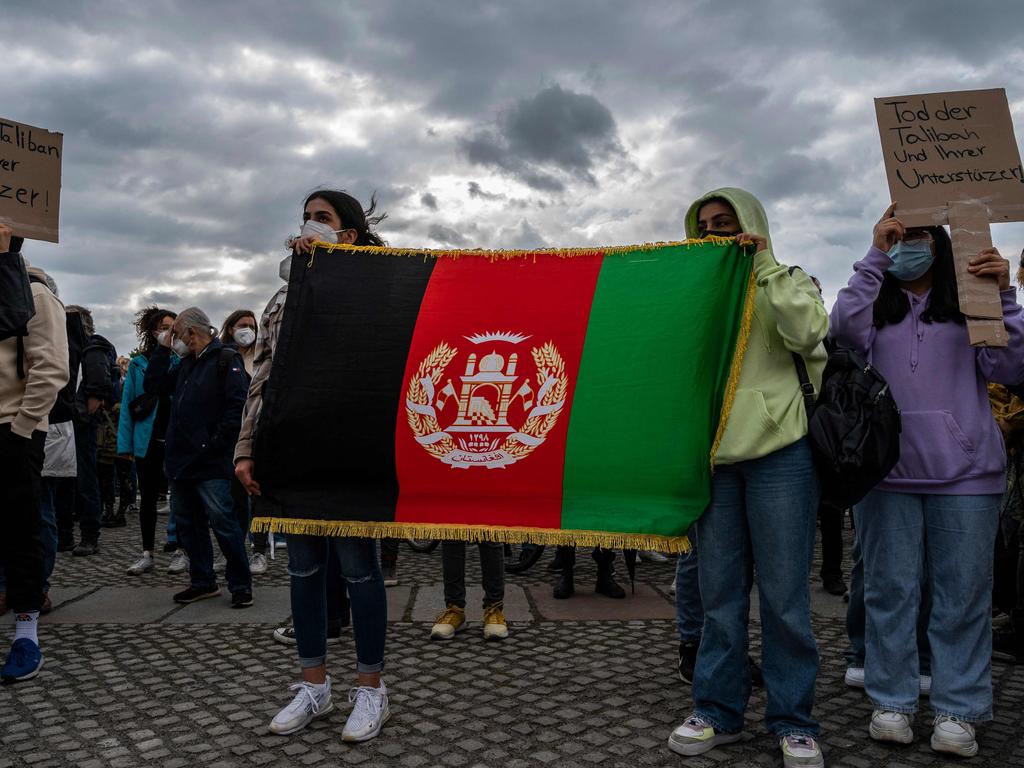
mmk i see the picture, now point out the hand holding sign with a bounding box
[968,247,1010,291]
[872,202,905,252]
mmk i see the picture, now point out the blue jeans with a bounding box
[169,478,251,595]
[854,490,999,721]
[693,438,820,738]
[39,477,72,592]
[287,535,386,674]
[845,525,932,674]
[675,526,703,642]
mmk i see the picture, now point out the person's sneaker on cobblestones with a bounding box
[930,715,978,757]
[678,639,698,684]
[667,713,741,756]
[231,590,254,609]
[167,550,189,574]
[869,710,913,744]
[249,552,268,575]
[780,734,824,767]
[172,585,220,604]
[126,551,154,576]
[269,677,333,735]
[342,681,390,742]
[430,604,466,639]
[272,625,347,646]
[482,603,508,640]
[844,666,865,688]
[72,539,99,557]
[1,638,43,684]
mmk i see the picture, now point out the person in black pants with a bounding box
[550,546,625,599]
[118,307,179,576]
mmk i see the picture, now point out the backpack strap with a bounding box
[16,274,50,381]
[786,266,817,416]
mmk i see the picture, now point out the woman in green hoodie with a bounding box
[667,188,828,768]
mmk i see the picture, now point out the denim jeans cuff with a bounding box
[872,701,917,715]
[693,710,738,735]
[299,655,327,669]
[933,708,991,724]
[356,660,385,674]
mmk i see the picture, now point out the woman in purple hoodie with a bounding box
[830,203,1024,758]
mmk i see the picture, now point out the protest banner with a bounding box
[0,117,63,242]
[875,89,1024,346]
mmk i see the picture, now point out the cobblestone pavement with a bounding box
[3,512,1023,767]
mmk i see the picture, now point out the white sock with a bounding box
[14,611,39,645]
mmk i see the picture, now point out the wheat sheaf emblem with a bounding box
[404,334,569,469]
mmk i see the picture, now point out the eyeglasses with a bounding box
[903,231,934,244]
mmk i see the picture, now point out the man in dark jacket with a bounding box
[144,306,253,608]
[64,305,117,556]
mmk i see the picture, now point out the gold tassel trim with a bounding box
[251,518,691,554]
[307,236,737,261]
[709,268,758,469]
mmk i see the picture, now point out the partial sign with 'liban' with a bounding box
[0,117,63,243]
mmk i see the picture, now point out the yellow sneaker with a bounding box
[482,603,509,640]
[430,604,466,639]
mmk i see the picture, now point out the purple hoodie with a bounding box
[830,247,1024,495]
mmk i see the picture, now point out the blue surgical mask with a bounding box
[886,239,934,281]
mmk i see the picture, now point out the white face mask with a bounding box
[299,219,343,243]
[171,338,190,357]
[157,330,170,345]
[233,327,256,347]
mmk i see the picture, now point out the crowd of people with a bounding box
[2,183,1024,766]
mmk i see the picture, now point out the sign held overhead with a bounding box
[874,88,1024,228]
[0,117,63,243]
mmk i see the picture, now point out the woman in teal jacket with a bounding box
[117,307,179,575]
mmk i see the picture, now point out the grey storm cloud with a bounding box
[2,0,1024,355]
[461,85,623,191]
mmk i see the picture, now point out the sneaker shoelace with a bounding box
[684,715,712,731]
[784,735,817,753]
[483,604,505,624]
[286,682,326,716]
[437,607,463,625]
[348,686,383,727]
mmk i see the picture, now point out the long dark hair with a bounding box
[219,309,256,344]
[134,306,177,354]
[872,226,963,327]
[304,189,387,246]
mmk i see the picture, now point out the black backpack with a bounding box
[793,345,902,509]
[0,245,48,379]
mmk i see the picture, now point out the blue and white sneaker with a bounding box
[1,638,44,684]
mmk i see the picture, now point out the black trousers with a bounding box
[136,439,166,552]
[819,503,845,582]
[442,541,504,609]
[0,424,45,613]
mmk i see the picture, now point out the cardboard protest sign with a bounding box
[874,88,1024,228]
[0,117,63,242]
[875,88,1024,346]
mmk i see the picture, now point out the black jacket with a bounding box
[143,340,248,481]
[76,333,117,413]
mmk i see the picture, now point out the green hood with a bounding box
[684,187,773,255]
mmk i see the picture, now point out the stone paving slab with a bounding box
[164,587,292,625]
[0,586,93,624]
[528,581,676,621]
[26,586,180,624]
[410,584,532,622]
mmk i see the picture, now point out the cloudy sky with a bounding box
[4,0,1024,354]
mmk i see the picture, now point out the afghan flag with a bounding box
[251,238,753,552]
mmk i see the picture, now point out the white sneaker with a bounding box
[342,681,390,742]
[869,710,913,744]
[919,674,931,697]
[167,550,189,574]
[667,714,742,756]
[931,715,977,757]
[126,551,154,575]
[249,552,268,575]
[780,734,824,768]
[268,678,333,735]
[844,667,865,689]
[639,550,668,563]
[272,625,346,646]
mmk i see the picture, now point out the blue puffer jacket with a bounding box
[117,352,178,458]
[143,340,248,481]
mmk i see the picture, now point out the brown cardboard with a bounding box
[875,89,1024,227]
[0,117,62,242]
[948,201,1007,347]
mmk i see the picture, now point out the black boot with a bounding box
[548,544,574,572]
[594,548,625,599]
[553,567,575,599]
[100,504,116,528]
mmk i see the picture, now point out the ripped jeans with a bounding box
[286,534,386,673]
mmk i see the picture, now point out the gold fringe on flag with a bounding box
[251,518,691,554]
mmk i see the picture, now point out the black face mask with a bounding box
[698,230,738,239]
